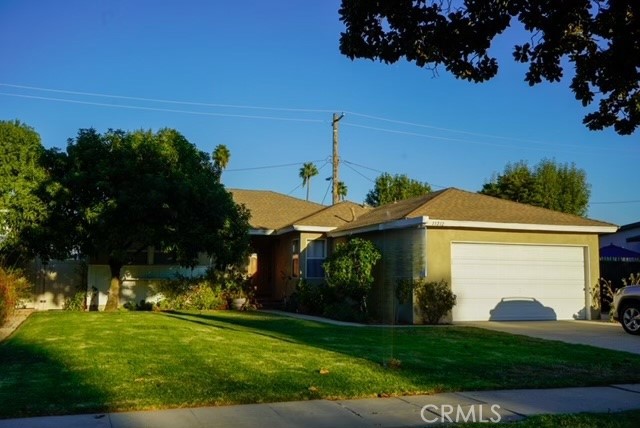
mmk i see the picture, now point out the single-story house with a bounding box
[84,187,617,322]
[231,188,616,323]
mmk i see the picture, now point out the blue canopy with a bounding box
[600,244,640,261]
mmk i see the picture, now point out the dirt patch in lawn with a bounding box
[0,309,34,342]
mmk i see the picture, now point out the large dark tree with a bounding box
[0,120,48,264]
[36,128,250,310]
[365,173,432,207]
[480,159,591,216]
[339,1,640,135]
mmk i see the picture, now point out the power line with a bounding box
[341,122,636,155]
[591,200,640,205]
[225,159,326,172]
[6,82,634,154]
[342,158,448,189]
[344,111,561,147]
[321,179,333,205]
[5,82,640,157]
[342,160,384,174]
[0,83,564,147]
[342,161,375,183]
[0,83,335,114]
[287,183,303,196]
[287,160,330,197]
[0,93,325,123]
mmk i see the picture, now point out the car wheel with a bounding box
[621,303,640,335]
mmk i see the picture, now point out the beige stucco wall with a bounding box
[351,226,601,324]
[424,228,600,322]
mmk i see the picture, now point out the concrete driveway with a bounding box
[459,320,640,355]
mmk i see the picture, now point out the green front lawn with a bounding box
[1,311,640,419]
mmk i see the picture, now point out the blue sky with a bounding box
[1,0,638,226]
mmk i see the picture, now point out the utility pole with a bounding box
[332,112,344,205]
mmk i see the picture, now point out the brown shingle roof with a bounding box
[230,189,324,231]
[293,201,371,228]
[334,188,615,232]
[230,189,370,232]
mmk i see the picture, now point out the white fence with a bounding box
[87,264,209,310]
[24,259,87,310]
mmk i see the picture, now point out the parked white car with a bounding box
[611,285,640,335]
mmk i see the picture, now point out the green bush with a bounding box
[414,279,456,324]
[154,277,226,311]
[190,284,225,310]
[208,266,252,300]
[323,238,381,313]
[0,267,31,325]
[63,291,86,311]
[295,280,327,315]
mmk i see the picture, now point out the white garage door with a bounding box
[451,243,587,321]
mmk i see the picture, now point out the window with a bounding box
[305,239,326,278]
[291,239,300,277]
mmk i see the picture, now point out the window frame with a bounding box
[305,238,326,279]
[291,239,300,278]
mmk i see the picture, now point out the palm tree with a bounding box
[337,181,348,201]
[212,144,230,182]
[299,162,319,201]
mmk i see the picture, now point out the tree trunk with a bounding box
[104,260,122,311]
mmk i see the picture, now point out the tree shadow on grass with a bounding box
[0,337,109,420]
[161,310,480,388]
[162,310,640,393]
[162,311,306,346]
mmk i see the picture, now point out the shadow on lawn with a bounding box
[162,311,314,346]
[162,310,640,392]
[163,310,454,367]
[0,338,109,420]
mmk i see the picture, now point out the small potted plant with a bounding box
[217,266,251,310]
[228,282,248,310]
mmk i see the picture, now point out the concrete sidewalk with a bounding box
[2,384,639,427]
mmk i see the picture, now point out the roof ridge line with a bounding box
[404,188,451,218]
[291,201,364,225]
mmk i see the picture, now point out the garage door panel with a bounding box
[451,243,587,321]
[454,284,584,300]
[454,266,583,283]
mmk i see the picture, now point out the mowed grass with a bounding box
[2,310,640,419]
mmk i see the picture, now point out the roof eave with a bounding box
[329,217,617,237]
[328,216,429,238]
[249,228,275,236]
[423,219,618,234]
[276,225,336,235]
